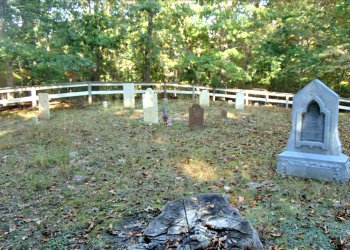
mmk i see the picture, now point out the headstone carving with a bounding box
[277,79,350,181]
[235,92,245,110]
[142,88,158,124]
[189,104,204,130]
[123,84,135,108]
[199,90,210,107]
[38,93,50,120]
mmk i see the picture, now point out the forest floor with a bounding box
[0,98,349,249]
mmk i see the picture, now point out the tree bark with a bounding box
[143,11,153,82]
[0,0,13,87]
[0,0,6,37]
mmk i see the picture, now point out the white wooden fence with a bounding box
[1,82,350,111]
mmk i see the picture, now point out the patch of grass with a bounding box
[0,99,349,249]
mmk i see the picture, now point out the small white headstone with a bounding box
[235,92,245,110]
[227,100,233,105]
[38,93,50,120]
[123,84,135,108]
[199,90,210,107]
[143,88,158,124]
[254,102,259,107]
[32,117,38,125]
[103,101,108,108]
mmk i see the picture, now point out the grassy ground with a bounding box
[0,98,349,249]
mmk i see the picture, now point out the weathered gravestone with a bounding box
[38,93,50,120]
[277,79,350,181]
[235,92,245,110]
[221,108,228,118]
[199,90,210,107]
[130,194,263,250]
[143,88,158,124]
[102,101,108,108]
[189,103,204,130]
[123,84,135,108]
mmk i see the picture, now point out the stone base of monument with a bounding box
[130,193,263,250]
[277,151,350,182]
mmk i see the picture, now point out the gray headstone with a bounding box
[189,104,204,130]
[38,93,50,120]
[123,84,135,108]
[277,79,350,181]
[221,108,228,118]
[235,92,245,110]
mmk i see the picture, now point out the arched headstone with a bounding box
[143,88,158,124]
[189,104,204,130]
[277,79,350,181]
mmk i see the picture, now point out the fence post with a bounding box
[192,85,195,100]
[174,86,177,97]
[4,92,13,107]
[245,92,249,106]
[212,89,216,101]
[31,86,37,107]
[88,82,92,104]
[266,94,269,104]
[285,95,289,109]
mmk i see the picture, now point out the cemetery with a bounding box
[0,81,349,249]
[1,1,350,249]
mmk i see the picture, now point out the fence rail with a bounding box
[1,82,350,111]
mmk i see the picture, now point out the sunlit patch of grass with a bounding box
[180,159,219,181]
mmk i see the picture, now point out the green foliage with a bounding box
[1,0,349,95]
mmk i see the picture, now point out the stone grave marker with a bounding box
[123,84,135,108]
[228,100,233,105]
[277,79,350,181]
[189,103,204,130]
[221,108,228,118]
[142,88,158,124]
[235,92,245,110]
[38,93,50,120]
[103,101,108,108]
[32,117,38,125]
[254,102,259,107]
[199,90,210,107]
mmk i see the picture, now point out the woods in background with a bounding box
[0,0,349,96]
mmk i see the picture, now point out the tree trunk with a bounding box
[91,48,103,81]
[143,12,153,82]
[0,0,6,37]
[0,0,13,87]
